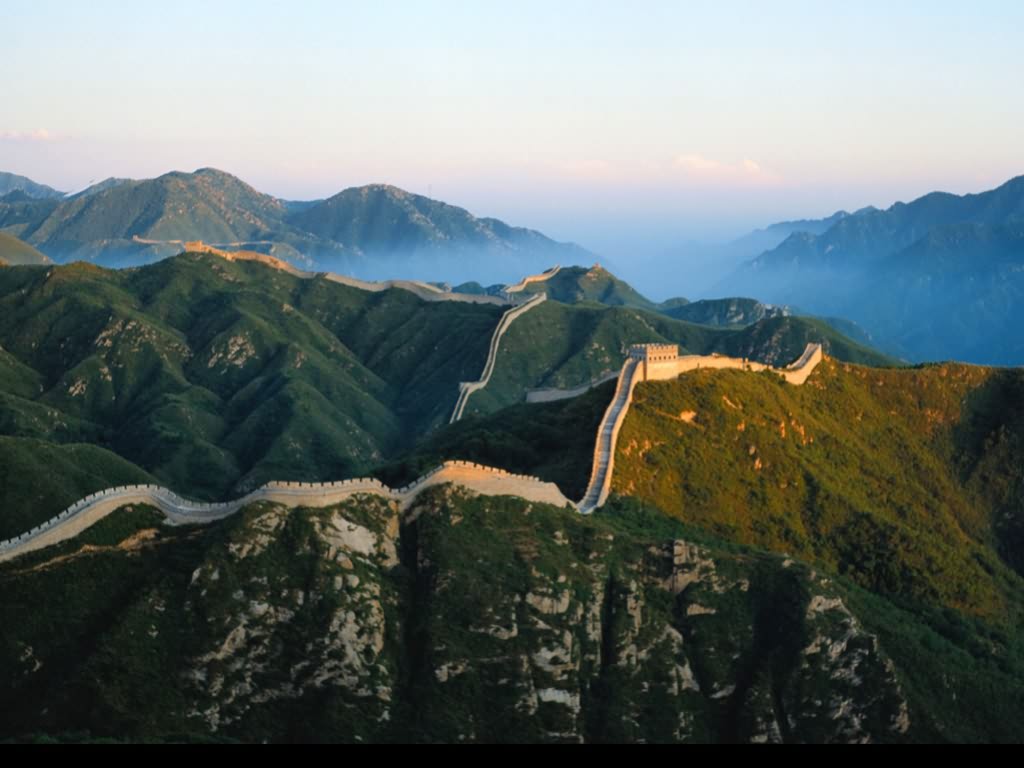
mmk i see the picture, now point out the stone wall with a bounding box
[576,344,825,514]
[629,344,825,385]
[578,357,642,513]
[0,461,571,564]
[450,293,548,422]
[525,370,621,404]
[0,338,826,561]
[503,265,561,296]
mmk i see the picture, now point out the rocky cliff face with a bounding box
[0,488,913,743]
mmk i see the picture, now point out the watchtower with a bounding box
[629,344,680,381]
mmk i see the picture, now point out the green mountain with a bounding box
[461,301,898,418]
[0,171,63,200]
[289,184,589,283]
[16,168,337,267]
[0,231,49,266]
[5,169,590,282]
[508,267,877,352]
[509,264,663,311]
[612,360,1024,615]
[0,254,891,538]
[0,191,61,240]
[3,254,1021,743]
[719,175,1024,364]
[0,253,501,537]
[1,478,1021,742]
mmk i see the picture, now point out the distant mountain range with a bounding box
[0,168,590,283]
[717,175,1024,365]
[655,208,872,296]
[0,171,64,200]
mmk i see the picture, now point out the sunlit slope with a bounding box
[613,358,1024,617]
[464,301,898,417]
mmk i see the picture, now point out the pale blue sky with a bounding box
[4,0,1023,252]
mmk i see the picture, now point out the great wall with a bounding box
[449,292,548,423]
[0,461,571,564]
[575,342,824,513]
[502,265,561,295]
[182,243,561,422]
[0,246,826,563]
[0,341,824,563]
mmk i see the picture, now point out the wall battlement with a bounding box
[0,460,571,564]
[0,340,826,561]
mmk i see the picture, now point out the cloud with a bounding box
[673,153,778,184]
[0,129,65,142]
[674,153,724,172]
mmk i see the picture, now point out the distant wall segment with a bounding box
[450,293,548,423]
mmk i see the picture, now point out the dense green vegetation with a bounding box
[0,438,156,540]
[464,301,897,417]
[2,490,1022,743]
[511,265,665,311]
[0,253,892,536]
[376,382,614,500]
[613,358,1024,619]
[0,254,500,534]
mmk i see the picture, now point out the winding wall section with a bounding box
[0,335,826,561]
[578,358,641,513]
[576,344,824,514]
[0,461,570,564]
[450,293,548,423]
[502,265,561,297]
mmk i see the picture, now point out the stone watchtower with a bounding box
[629,344,680,382]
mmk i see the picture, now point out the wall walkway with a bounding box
[502,265,561,297]
[449,293,548,423]
[0,461,571,564]
[575,344,824,514]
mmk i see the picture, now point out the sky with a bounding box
[4,0,1024,257]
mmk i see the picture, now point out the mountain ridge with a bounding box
[0,171,64,200]
[0,168,590,281]
[717,174,1024,364]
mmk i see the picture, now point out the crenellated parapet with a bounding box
[0,461,571,564]
[0,343,826,561]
